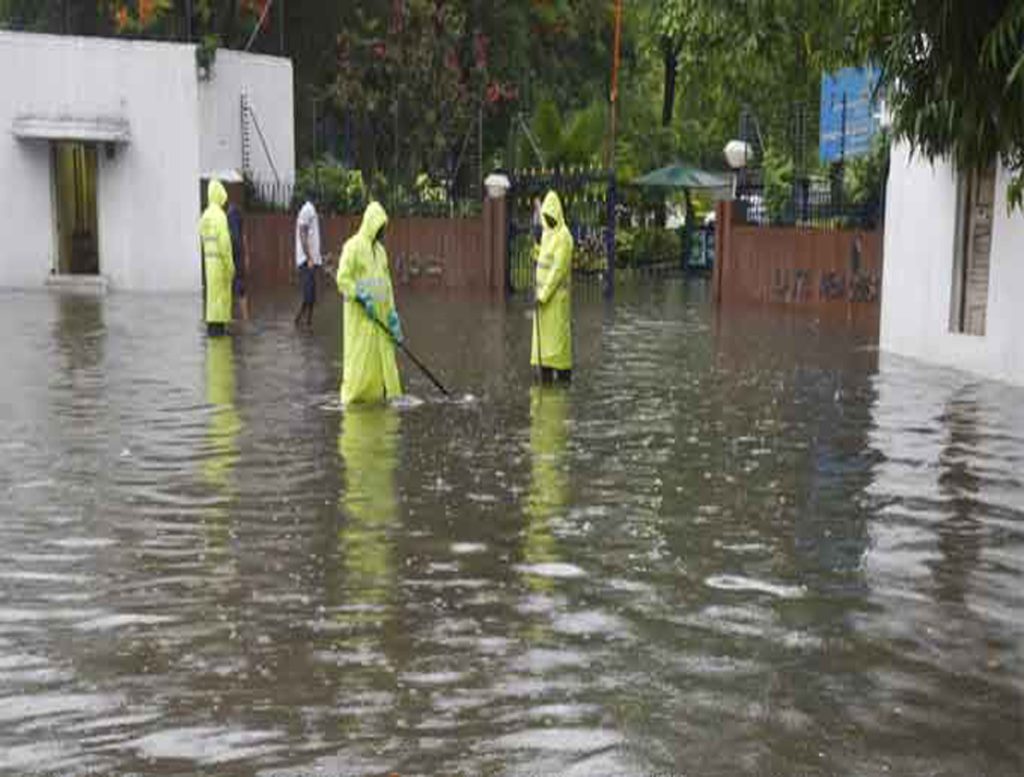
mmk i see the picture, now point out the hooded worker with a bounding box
[336,201,403,404]
[199,179,235,336]
[531,190,574,383]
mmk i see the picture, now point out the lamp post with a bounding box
[724,139,751,199]
[607,0,622,169]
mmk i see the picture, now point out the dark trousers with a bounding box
[294,264,317,326]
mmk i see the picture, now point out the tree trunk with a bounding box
[224,0,238,45]
[683,189,695,268]
[661,41,678,127]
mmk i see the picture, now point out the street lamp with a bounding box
[723,139,752,171]
[723,139,752,199]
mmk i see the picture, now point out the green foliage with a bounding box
[195,33,218,78]
[616,227,680,268]
[843,131,890,212]
[521,97,607,169]
[762,147,794,222]
[295,158,367,214]
[573,233,607,273]
[622,0,862,176]
[332,0,480,183]
[855,0,1024,209]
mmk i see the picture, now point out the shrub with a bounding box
[295,158,367,214]
[617,227,681,267]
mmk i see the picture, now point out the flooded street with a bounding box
[1,280,1022,776]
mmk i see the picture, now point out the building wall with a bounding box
[0,32,295,293]
[198,49,295,184]
[243,206,505,295]
[880,141,1024,385]
[0,32,201,291]
[712,200,882,332]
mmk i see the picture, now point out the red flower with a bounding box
[113,5,130,31]
[372,41,388,59]
[486,82,501,104]
[473,32,489,70]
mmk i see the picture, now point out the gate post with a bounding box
[483,173,511,294]
[604,170,616,298]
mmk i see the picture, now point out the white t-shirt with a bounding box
[295,201,321,266]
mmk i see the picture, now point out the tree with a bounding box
[856,0,1024,208]
[330,1,486,186]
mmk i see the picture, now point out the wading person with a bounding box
[226,200,249,321]
[336,201,404,405]
[293,197,321,329]
[531,190,573,383]
[199,179,234,337]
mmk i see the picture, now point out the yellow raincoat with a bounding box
[531,190,574,371]
[199,180,234,324]
[336,202,402,404]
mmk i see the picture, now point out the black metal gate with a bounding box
[506,168,616,298]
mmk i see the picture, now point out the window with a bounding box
[950,165,995,335]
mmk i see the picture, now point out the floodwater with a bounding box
[1,280,1022,777]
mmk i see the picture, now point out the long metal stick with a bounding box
[363,308,451,397]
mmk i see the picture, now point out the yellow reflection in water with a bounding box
[337,405,400,627]
[524,385,570,594]
[203,336,241,556]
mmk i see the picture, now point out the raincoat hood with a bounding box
[207,179,228,209]
[359,201,389,242]
[541,190,565,230]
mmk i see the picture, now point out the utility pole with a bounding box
[607,0,622,169]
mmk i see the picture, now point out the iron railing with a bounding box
[735,182,883,230]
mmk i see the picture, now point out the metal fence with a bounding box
[506,168,616,296]
[735,180,883,230]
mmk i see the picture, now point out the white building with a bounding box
[0,31,294,292]
[881,140,1024,385]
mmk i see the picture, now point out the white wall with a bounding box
[0,32,295,293]
[198,49,295,185]
[0,32,201,292]
[880,141,1024,385]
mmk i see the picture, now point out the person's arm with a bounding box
[300,223,313,268]
[336,242,358,299]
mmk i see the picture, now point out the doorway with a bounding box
[53,142,99,275]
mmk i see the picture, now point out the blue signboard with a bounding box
[820,66,881,164]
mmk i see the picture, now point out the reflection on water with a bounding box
[203,337,241,559]
[520,386,571,590]
[336,404,399,627]
[0,283,1022,776]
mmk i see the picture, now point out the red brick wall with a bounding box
[714,200,882,325]
[243,205,506,293]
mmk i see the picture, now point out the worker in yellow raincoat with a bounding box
[531,190,574,383]
[336,201,403,404]
[199,179,235,336]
